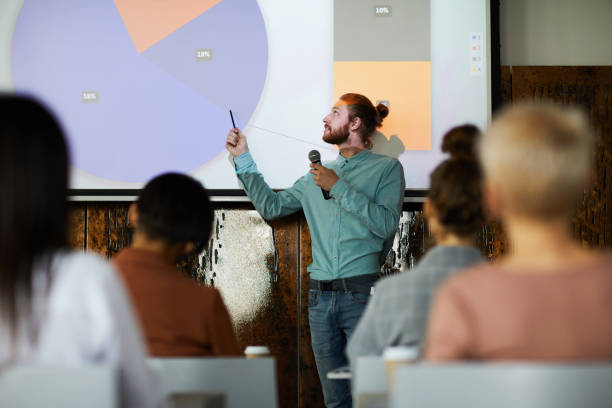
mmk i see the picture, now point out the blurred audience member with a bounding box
[426,103,612,361]
[0,94,165,407]
[347,124,484,364]
[113,173,239,357]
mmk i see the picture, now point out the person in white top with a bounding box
[0,94,166,408]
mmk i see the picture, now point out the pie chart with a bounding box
[11,0,268,182]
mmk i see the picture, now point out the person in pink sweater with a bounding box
[425,103,612,361]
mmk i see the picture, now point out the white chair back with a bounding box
[391,363,612,408]
[0,365,117,408]
[149,357,278,408]
[353,356,387,408]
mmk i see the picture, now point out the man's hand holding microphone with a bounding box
[309,150,338,199]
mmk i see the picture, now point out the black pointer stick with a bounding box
[229,110,236,128]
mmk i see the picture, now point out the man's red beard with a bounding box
[322,122,350,145]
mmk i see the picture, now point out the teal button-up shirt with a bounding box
[234,149,405,280]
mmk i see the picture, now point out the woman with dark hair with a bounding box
[0,95,165,408]
[346,124,485,362]
[113,173,239,357]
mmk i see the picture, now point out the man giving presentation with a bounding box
[226,93,404,408]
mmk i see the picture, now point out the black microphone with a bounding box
[308,150,331,200]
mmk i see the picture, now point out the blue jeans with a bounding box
[308,289,370,408]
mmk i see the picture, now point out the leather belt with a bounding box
[310,273,379,295]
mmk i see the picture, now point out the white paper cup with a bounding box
[244,345,271,359]
[383,346,419,393]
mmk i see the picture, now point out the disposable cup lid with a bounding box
[244,346,270,355]
[383,346,419,361]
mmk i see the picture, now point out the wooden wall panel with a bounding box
[85,203,131,258]
[267,214,300,408]
[501,66,512,105]
[67,203,86,252]
[510,66,612,248]
[479,221,508,260]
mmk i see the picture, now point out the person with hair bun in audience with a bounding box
[425,104,612,361]
[0,94,166,408]
[347,124,485,364]
[113,173,239,357]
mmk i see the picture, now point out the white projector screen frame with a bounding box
[0,0,496,201]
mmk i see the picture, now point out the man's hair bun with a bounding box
[376,103,389,120]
